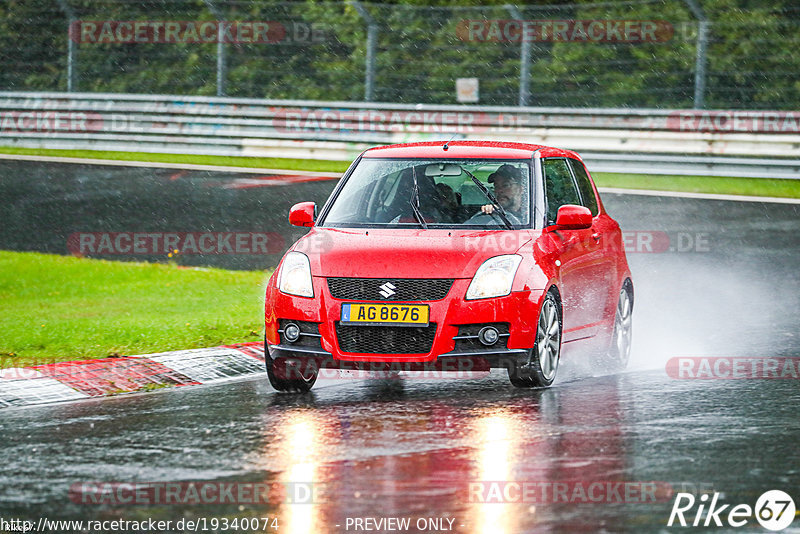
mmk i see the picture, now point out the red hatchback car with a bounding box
[264,141,633,391]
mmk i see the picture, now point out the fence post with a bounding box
[684,0,708,109]
[505,4,530,107]
[204,0,227,97]
[56,0,77,92]
[349,1,377,102]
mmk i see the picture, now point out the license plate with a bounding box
[341,303,429,326]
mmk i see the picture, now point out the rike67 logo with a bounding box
[668,490,795,531]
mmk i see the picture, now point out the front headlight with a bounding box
[278,252,314,297]
[465,255,522,300]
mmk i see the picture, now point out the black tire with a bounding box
[265,342,318,392]
[508,291,562,388]
[606,280,634,371]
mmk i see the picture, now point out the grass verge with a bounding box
[593,173,800,199]
[0,251,269,368]
[0,146,349,173]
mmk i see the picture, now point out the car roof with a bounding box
[361,140,582,161]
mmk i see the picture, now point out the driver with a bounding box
[466,164,525,224]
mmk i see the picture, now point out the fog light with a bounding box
[478,326,499,346]
[283,323,301,343]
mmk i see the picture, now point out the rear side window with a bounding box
[569,159,599,216]
[543,158,581,224]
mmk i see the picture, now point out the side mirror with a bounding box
[554,204,592,230]
[288,202,316,227]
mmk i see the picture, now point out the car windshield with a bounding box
[321,158,532,229]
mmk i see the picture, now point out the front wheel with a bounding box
[265,347,318,392]
[508,292,562,388]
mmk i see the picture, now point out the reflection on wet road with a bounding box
[1,371,798,532]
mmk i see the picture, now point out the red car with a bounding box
[264,141,633,391]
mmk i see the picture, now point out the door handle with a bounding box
[592,233,601,241]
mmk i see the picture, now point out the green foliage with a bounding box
[0,0,798,107]
[593,173,800,198]
[0,146,350,172]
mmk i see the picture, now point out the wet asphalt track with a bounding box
[1,161,800,532]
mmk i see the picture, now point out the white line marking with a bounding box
[598,187,800,204]
[0,153,342,178]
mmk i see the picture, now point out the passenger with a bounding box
[434,182,458,222]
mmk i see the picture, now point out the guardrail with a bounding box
[1,92,798,178]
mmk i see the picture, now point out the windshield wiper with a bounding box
[408,166,428,229]
[463,168,513,230]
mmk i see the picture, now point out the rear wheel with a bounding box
[606,282,633,371]
[265,343,318,392]
[508,291,562,388]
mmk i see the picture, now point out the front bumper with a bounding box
[265,277,542,365]
[266,343,529,371]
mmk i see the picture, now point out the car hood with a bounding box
[294,227,536,278]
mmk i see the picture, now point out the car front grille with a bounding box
[336,323,437,354]
[327,278,454,301]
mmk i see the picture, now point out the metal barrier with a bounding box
[1,92,798,178]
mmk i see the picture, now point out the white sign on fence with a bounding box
[456,78,479,103]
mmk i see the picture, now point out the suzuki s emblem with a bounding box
[378,282,397,299]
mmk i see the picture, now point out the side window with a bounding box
[569,159,599,216]
[543,158,581,224]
